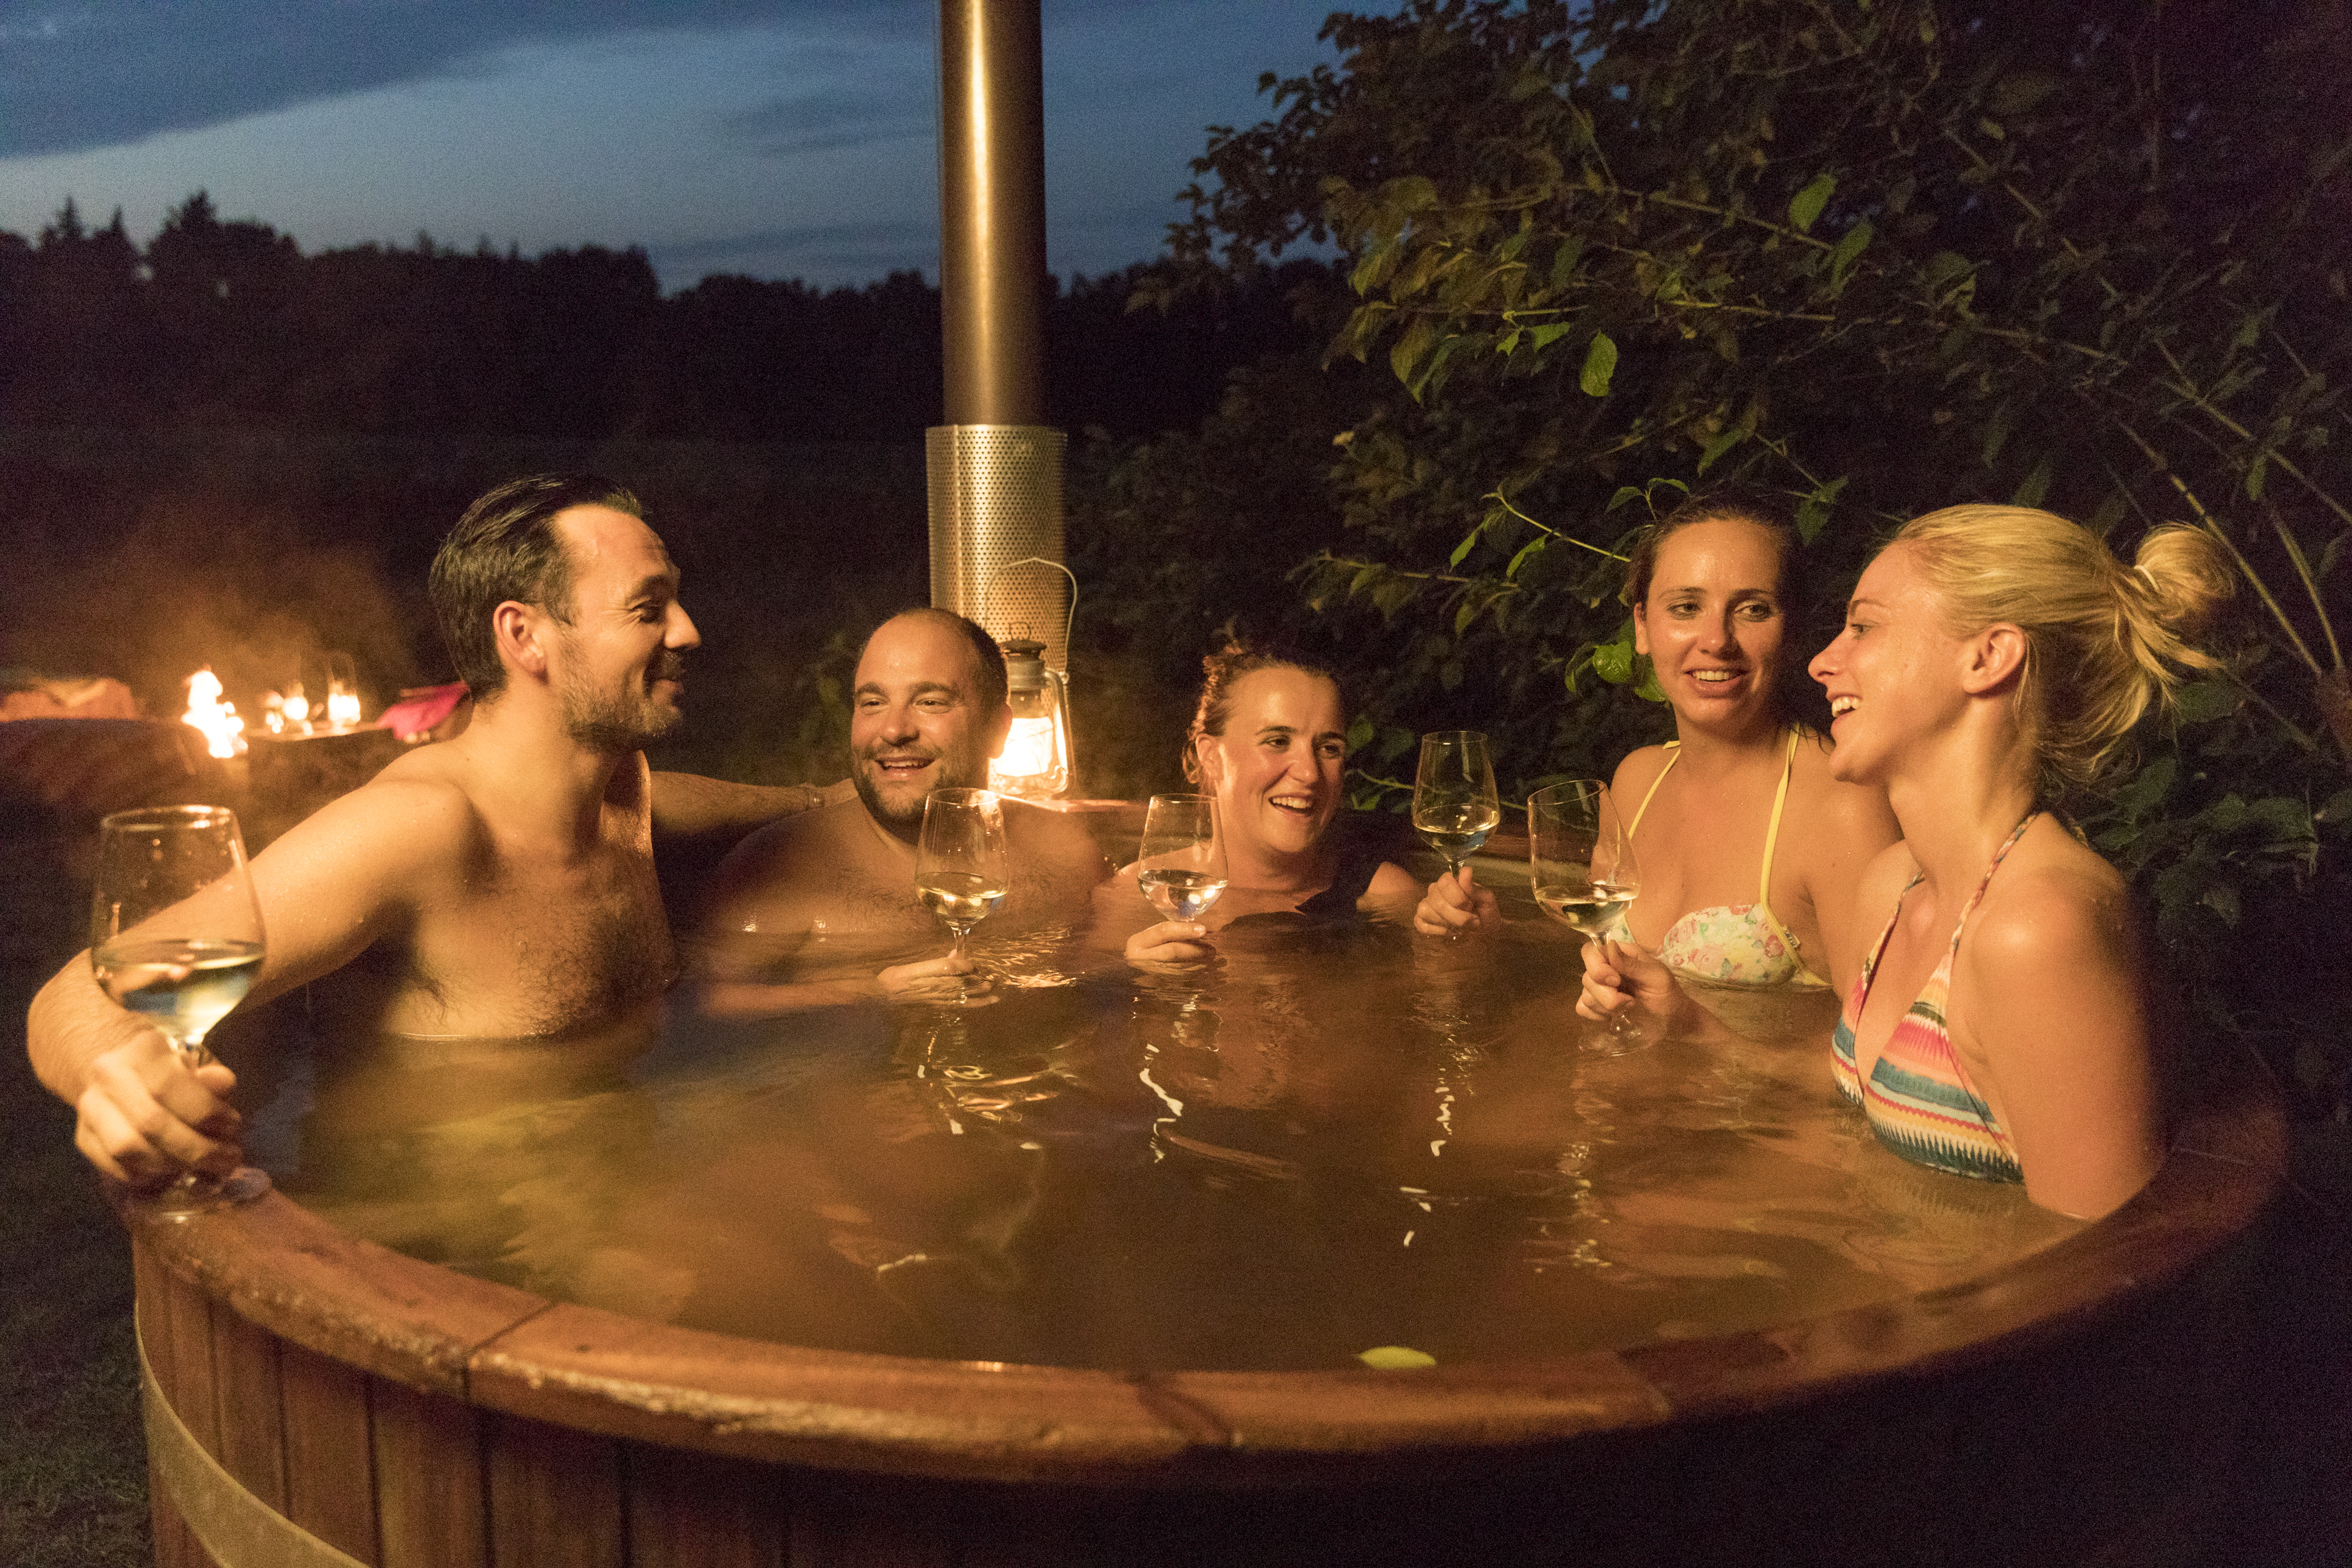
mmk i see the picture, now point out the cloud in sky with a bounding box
[0,0,1346,289]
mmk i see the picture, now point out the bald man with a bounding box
[696,609,1107,1008]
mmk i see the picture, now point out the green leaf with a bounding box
[1549,235,1586,287]
[1924,250,1974,288]
[1792,475,1848,542]
[1697,427,1745,475]
[1449,520,1487,568]
[1605,485,1646,512]
[1788,173,1836,234]
[2172,680,2238,724]
[1346,716,1375,757]
[2246,453,2270,501]
[1828,219,1875,291]
[2199,882,2242,925]
[1389,316,1436,389]
[2011,453,2053,509]
[1579,331,1618,397]
[1634,659,1664,703]
[1591,628,1636,685]
[2316,789,2352,825]
[1529,321,1573,352]
[1506,537,1546,579]
[1358,1346,1437,1370]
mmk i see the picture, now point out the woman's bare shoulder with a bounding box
[1610,743,1674,798]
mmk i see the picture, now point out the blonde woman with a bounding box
[1808,506,2233,1218]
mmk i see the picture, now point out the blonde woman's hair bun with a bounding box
[1891,505,2234,793]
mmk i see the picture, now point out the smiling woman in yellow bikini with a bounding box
[1807,505,2233,1217]
[1417,492,1900,1023]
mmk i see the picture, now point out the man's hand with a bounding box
[879,955,997,1006]
[70,1030,243,1186]
[1413,866,1500,937]
[1124,919,1216,974]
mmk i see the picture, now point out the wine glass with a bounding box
[1136,793,1228,922]
[1526,780,1645,1045]
[89,805,273,1212]
[914,787,1010,1004]
[1413,732,1501,935]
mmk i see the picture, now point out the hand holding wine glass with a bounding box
[911,787,1010,1005]
[1527,781,1647,1045]
[89,805,273,1211]
[1412,731,1501,937]
[1126,793,1227,970]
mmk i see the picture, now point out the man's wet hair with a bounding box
[430,475,644,698]
[868,608,1010,714]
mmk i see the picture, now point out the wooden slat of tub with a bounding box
[372,1376,489,1568]
[210,1298,290,1512]
[623,1444,783,1568]
[120,1190,550,1399]
[483,1411,624,1568]
[160,1251,224,1460]
[280,1334,382,1566]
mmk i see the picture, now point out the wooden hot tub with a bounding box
[128,1070,2282,1568]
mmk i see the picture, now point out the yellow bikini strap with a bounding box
[1757,727,1798,904]
[1624,742,1679,839]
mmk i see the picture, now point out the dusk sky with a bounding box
[0,0,1350,292]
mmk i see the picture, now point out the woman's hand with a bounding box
[1413,867,1500,937]
[1577,937,1680,1022]
[1125,920,1215,973]
[878,955,996,1006]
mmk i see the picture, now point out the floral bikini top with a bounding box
[1601,728,1828,988]
[1829,815,2034,1184]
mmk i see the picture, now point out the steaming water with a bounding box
[256,846,2082,1373]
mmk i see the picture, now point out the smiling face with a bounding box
[1194,666,1348,864]
[850,612,1012,840]
[1809,541,1970,783]
[1632,516,1788,734]
[548,504,698,753]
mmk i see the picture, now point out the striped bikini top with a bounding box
[1830,815,2035,1184]
[1602,728,1828,988]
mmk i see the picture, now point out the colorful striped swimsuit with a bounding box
[1830,816,2034,1184]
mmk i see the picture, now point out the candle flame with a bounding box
[181,668,247,758]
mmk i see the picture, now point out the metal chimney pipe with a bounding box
[929,0,1069,676]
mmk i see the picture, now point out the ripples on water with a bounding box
[257,852,2080,1373]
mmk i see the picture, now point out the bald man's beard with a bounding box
[560,649,688,753]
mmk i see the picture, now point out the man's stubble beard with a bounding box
[852,736,990,844]
[561,649,688,754]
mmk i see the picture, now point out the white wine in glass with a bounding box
[1412,731,1502,878]
[914,787,1010,1002]
[1527,780,1645,1042]
[1135,793,1227,921]
[90,805,272,1212]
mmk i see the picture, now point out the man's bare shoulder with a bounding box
[256,750,487,873]
[700,799,868,928]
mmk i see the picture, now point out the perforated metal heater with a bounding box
[926,425,1068,673]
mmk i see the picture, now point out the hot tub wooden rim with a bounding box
[118,1079,2286,1488]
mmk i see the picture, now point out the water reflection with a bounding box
[258,844,2084,1373]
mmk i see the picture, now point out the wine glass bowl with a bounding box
[90,804,272,1212]
[1135,793,1228,922]
[914,788,1011,1002]
[1526,781,1645,1044]
[1411,731,1502,879]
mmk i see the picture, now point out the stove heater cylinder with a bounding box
[930,0,1068,679]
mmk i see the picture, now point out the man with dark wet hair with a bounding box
[29,474,832,1188]
[696,607,1104,1008]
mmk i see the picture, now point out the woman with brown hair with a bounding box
[1122,644,1419,967]
[1809,505,2234,1217]
[1417,492,1899,1024]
